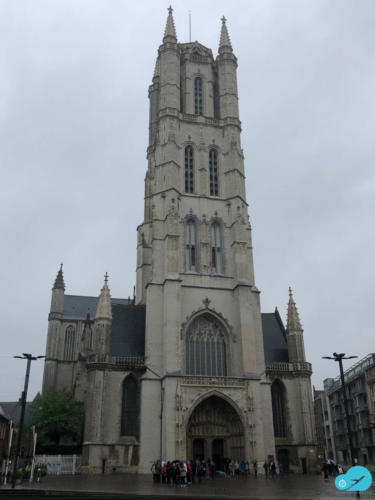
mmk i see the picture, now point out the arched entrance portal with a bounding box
[187,395,245,470]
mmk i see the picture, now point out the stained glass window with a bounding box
[185,146,194,193]
[271,380,287,438]
[186,315,227,376]
[209,149,219,196]
[121,376,138,436]
[194,77,203,115]
[63,326,76,361]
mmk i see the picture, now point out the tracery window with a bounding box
[185,146,194,193]
[185,218,198,272]
[63,325,76,361]
[271,380,287,438]
[194,77,203,115]
[209,149,219,196]
[186,315,227,376]
[121,375,138,436]
[211,221,223,274]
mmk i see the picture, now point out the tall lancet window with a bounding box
[211,221,224,274]
[186,315,227,376]
[194,77,203,115]
[63,325,76,361]
[185,146,194,193]
[209,149,219,196]
[121,375,138,436]
[271,380,287,438]
[185,218,198,272]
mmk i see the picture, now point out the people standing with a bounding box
[234,461,240,479]
[263,461,269,478]
[253,460,258,477]
[229,460,234,478]
[270,460,276,479]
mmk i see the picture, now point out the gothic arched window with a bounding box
[186,315,227,376]
[185,218,199,272]
[194,77,203,115]
[271,380,287,438]
[211,221,224,274]
[63,326,76,361]
[121,375,138,436]
[209,149,219,196]
[185,146,194,193]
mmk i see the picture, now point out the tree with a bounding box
[29,389,84,445]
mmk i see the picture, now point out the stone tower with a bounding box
[136,9,276,471]
[41,8,317,474]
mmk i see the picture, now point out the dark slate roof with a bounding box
[0,405,10,421]
[261,310,289,363]
[110,304,145,357]
[63,295,129,320]
[0,394,40,424]
[62,295,288,362]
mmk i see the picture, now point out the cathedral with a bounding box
[42,9,317,474]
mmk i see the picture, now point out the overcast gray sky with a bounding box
[1,0,374,402]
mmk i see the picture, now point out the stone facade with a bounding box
[42,9,317,474]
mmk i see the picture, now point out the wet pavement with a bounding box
[1,473,374,499]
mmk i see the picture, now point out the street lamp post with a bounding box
[11,353,44,489]
[323,352,359,497]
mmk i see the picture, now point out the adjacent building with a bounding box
[314,353,375,466]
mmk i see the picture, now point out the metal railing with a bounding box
[86,354,145,369]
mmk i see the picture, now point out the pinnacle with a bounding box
[219,15,232,53]
[163,5,177,43]
[153,57,160,78]
[53,263,65,291]
[286,287,303,331]
[95,273,112,321]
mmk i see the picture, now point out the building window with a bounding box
[194,77,203,115]
[185,146,194,193]
[209,149,219,196]
[211,221,224,274]
[271,380,287,438]
[121,375,138,436]
[186,314,227,376]
[63,326,76,361]
[185,218,199,272]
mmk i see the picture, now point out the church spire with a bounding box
[163,6,177,43]
[53,263,65,291]
[95,273,112,321]
[219,15,233,54]
[287,287,303,331]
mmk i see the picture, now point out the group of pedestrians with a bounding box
[151,457,286,485]
[262,459,284,478]
[151,459,216,486]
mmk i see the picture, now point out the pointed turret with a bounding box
[287,287,302,331]
[53,263,65,291]
[45,264,66,392]
[163,6,177,43]
[216,16,239,120]
[286,287,306,363]
[95,273,112,321]
[157,6,181,114]
[49,263,65,316]
[219,16,233,54]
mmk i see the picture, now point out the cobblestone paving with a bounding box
[2,473,374,499]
